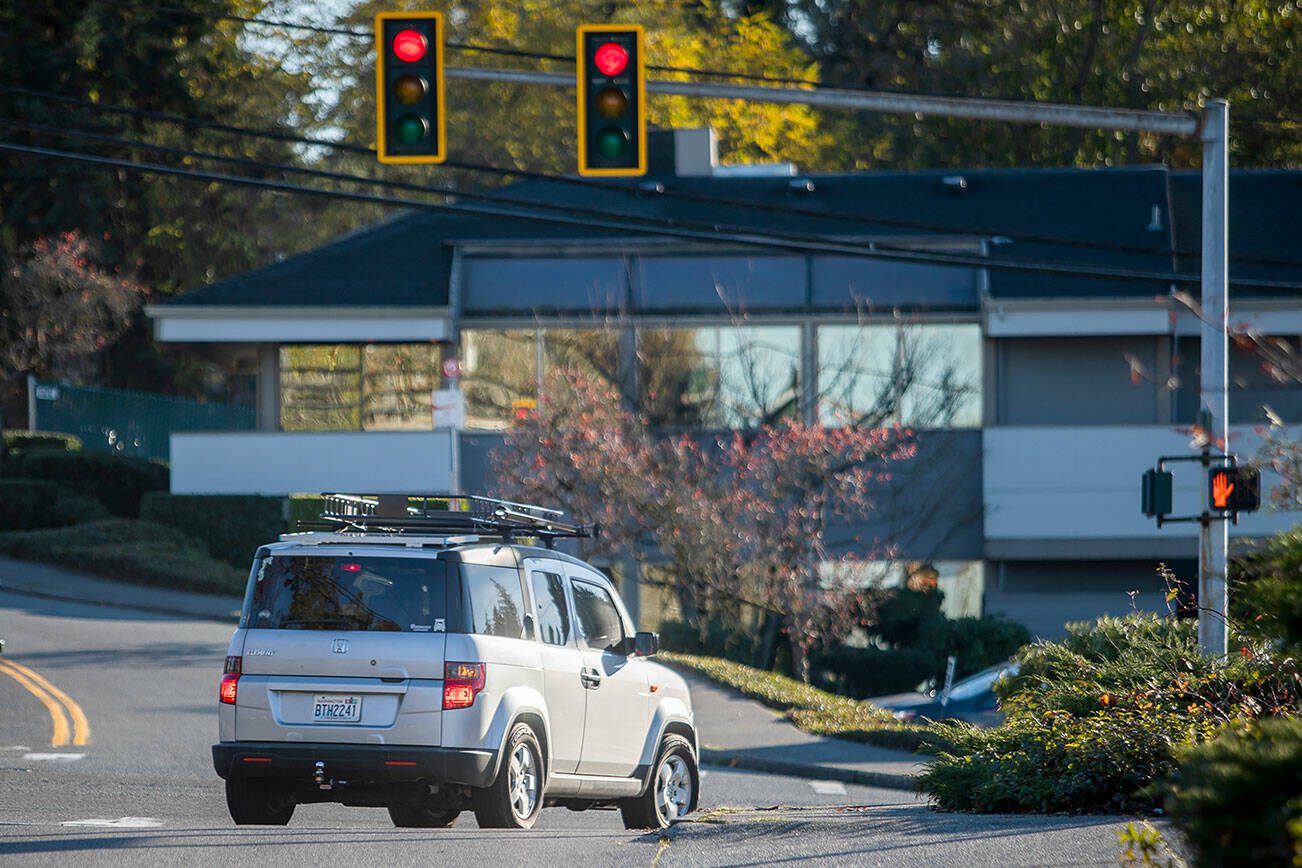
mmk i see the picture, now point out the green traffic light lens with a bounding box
[595,86,627,119]
[595,126,629,158]
[393,74,427,105]
[393,113,428,145]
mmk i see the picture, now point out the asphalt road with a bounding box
[0,589,1177,866]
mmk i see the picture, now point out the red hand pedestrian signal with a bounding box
[1211,471,1235,509]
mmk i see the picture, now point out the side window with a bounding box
[461,564,526,639]
[572,580,626,654]
[531,570,571,646]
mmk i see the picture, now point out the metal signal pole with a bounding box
[445,65,1233,654]
[1199,99,1230,657]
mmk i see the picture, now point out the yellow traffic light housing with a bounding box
[375,11,446,164]
[576,24,646,177]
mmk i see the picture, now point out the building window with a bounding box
[639,326,800,428]
[279,344,438,432]
[818,323,981,428]
[461,330,537,430]
[461,327,624,429]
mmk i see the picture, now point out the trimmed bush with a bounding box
[140,493,286,569]
[1165,717,1302,867]
[0,479,110,530]
[812,646,936,698]
[0,518,246,595]
[2,429,82,456]
[918,613,1301,814]
[659,618,757,664]
[1,450,168,517]
[920,616,1032,681]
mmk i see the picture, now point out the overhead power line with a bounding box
[3,137,1300,292]
[4,85,1299,270]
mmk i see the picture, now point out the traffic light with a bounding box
[1142,469,1173,518]
[1208,466,1261,514]
[375,11,445,164]
[576,24,646,176]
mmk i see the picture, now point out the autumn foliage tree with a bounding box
[0,231,145,425]
[494,368,915,681]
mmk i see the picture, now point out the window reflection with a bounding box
[280,344,439,431]
[461,330,537,431]
[818,324,981,428]
[639,326,799,428]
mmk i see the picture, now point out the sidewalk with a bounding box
[0,556,242,622]
[0,555,924,790]
[678,669,927,791]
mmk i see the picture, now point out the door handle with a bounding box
[580,669,602,689]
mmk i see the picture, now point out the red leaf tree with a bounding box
[494,367,916,681]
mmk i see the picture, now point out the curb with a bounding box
[700,747,919,792]
[0,581,241,624]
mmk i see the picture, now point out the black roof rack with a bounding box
[296,493,593,548]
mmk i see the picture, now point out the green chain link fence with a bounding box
[30,380,255,461]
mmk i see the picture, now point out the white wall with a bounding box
[170,432,456,495]
[984,425,1300,540]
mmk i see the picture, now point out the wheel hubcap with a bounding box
[655,754,692,823]
[508,743,539,819]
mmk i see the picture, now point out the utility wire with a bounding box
[5,84,1299,270]
[3,137,1300,292]
[105,0,825,88]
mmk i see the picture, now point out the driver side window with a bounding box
[571,579,625,654]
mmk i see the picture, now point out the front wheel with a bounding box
[225,778,295,826]
[620,734,698,830]
[472,722,544,829]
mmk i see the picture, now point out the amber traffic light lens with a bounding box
[595,86,627,119]
[393,74,427,105]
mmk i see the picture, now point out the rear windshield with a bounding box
[243,555,447,632]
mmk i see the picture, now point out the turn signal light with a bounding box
[443,661,486,710]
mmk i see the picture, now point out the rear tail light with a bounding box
[220,655,241,705]
[443,661,485,710]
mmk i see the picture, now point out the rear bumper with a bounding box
[213,742,497,788]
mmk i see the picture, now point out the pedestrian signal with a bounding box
[1208,466,1261,514]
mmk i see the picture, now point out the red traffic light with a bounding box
[392,28,428,62]
[594,41,629,76]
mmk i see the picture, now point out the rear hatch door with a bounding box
[234,551,449,746]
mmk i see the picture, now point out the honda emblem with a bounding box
[332,639,350,654]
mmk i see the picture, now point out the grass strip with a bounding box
[660,651,943,753]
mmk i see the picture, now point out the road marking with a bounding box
[808,780,847,795]
[62,818,162,828]
[0,658,91,747]
[23,753,84,762]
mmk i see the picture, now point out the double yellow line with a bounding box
[0,658,90,748]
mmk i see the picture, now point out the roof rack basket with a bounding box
[297,493,593,548]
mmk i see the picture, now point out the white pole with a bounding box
[1198,99,1230,658]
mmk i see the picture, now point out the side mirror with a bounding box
[633,631,659,657]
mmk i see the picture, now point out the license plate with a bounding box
[312,694,362,723]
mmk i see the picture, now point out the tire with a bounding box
[225,778,295,826]
[620,734,698,830]
[388,805,460,828]
[472,722,544,829]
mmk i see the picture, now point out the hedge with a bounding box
[0,518,247,595]
[2,429,82,456]
[0,450,168,517]
[140,493,286,569]
[0,479,109,530]
[812,646,937,698]
[1165,717,1302,866]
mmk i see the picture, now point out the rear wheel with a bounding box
[387,805,459,828]
[472,722,544,829]
[620,734,697,830]
[225,778,295,826]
